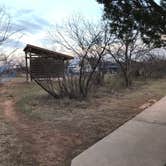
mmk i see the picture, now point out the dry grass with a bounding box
[0,84,38,166]
[1,76,166,165]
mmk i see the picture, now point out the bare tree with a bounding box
[106,31,152,86]
[137,48,166,78]
[48,16,110,98]
[0,7,20,48]
[0,7,23,81]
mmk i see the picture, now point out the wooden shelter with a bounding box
[23,44,73,81]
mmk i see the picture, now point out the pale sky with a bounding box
[0,0,160,56]
[0,0,102,54]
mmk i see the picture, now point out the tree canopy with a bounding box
[96,0,166,47]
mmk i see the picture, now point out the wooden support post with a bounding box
[25,52,29,81]
[29,52,32,81]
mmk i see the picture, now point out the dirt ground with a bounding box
[1,77,166,166]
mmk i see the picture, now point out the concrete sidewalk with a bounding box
[71,96,166,166]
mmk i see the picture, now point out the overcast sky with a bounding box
[0,0,102,54]
[0,0,161,56]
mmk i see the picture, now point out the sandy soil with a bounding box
[0,81,81,166]
[0,77,165,166]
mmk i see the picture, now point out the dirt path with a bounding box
[0,78,163,166]
[0,83,81,166]
[3,100,18,121]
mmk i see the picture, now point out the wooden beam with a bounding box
[29,52,32,81]
[25,52,29,81]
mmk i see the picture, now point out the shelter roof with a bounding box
[23,44,73,60]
